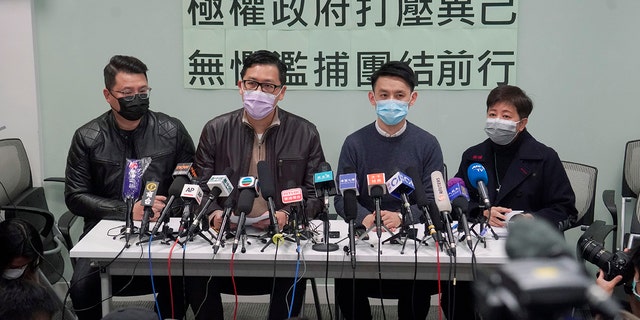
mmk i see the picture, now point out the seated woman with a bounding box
[0,219,62,319]
[0,218,44,282]
[443,85,579,319]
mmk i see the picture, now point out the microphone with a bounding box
[139,180,159,239]
[448,177,473,250]
[179,181,203,236]
[150,176,188,236]
[213,197,236,254]
[314,162,338,207]
[467,163,491,209]
[122,158,147,246]
[432,171,456,256]
[339,168,359,268]
[257,161,280,233]
[188,168,234,240]
[312,162,339,252]
[386,170,415,224]
[172,162,197,181]
[406,167,442,245]
[233,181,258,253]
[344,189,359,269]
[281,185,304,246]
[366,172,387,239]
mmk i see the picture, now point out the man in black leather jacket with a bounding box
[194,50,326,320]
[65,55,196,320]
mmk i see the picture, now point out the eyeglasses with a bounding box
[111,87,152,102]
[242,80,282,94]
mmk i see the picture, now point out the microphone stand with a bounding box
[213,206,233,254]
[382,194,417,254]
[362,196,394,250]
[260,197,279,251]
[121,197,136,248]
[312,193,339,252]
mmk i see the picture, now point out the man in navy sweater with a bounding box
[334,61,444,320]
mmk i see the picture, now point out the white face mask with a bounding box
[484,118,521,145]
[2,265,27,280]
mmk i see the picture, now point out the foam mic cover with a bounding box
[169,176,190,197]
[343,188,358,222]
[257,161,276,200]
[428,201,446,232]
[236,188,256,216]
[467,163,489,187]
[406,167,428,207]
[450,196,469,220]
[506,219,572,259]
[447,177,470,201]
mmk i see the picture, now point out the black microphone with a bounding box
[257,161,279,233]
[150,176,188,236]
[314,162,338,208]
[339,167,359,269]
[187,168,234,239]
[451,197,473,250]
[312,162,339,252]
[213,196,235,254]
[406,167,442,245]
[178,181,203,237]
[233,186,257,253]
[139,180,159,240]
[366,172,387,239]
[432,171,456,256]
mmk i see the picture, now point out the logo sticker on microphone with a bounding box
[314,171,333,183]
[238,176,257,188]
[281,188,303,204]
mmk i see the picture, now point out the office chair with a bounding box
[561,161,598,230]
[0,138,68,284]
[617,140,640,248]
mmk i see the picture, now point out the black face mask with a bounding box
[117,95,149,121]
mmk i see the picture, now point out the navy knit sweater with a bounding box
[334,121,444,226]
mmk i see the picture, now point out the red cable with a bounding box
[167,237,181,319]
[435,242,442,320]
[230,252,238,320]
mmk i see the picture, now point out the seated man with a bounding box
[65,55,199,319]
[194,50,326,320]
[333,61,443,320]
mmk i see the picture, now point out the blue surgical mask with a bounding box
[376,99,409,126]
[632,279,640,302]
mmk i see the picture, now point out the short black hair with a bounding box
[486,85,533,119]
[0,219,43,278]
[240,50,287,85]
[103,55,148,90]
[0,279,58,320]
[370,61,416,91]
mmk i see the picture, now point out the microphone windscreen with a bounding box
[319,161,332,172]
[451,196,469,214]
[506,219,572,259]
[406,167,429,207]
[343,190,358,222]
[428,201,445,230]
[257,161,276,199]
[169,176,189,197]
[343,166,356,174]
[224,196,236,208]
[447,177,466,188]
[222,167,234,178]
[467,163,489,188]
[236,188,255,215]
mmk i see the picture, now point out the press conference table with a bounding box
[70,218,508,316]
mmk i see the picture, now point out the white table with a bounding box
[70,218,508,315]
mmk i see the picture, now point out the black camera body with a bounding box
[578,236,634,284]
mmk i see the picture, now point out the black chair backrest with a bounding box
[0,138,35,207]
[562,161,597,227]
[622,139,640,198]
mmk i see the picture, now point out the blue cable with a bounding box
[149,234,162,319]
[288,245,302,318]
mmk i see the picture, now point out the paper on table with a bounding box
[228,211,270,225]
[491,210,524,237]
